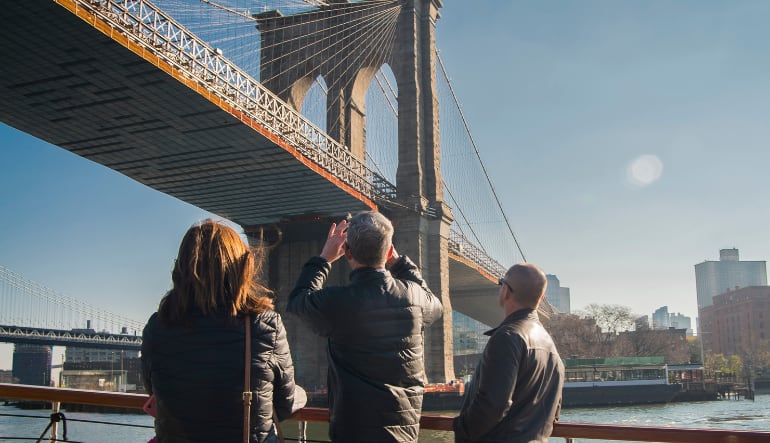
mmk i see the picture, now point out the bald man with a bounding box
[453,263,564,443]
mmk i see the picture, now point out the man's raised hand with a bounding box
[320,219,348,263]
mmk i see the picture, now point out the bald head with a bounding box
[506,263,547,309]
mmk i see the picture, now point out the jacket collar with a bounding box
[349,266,388,283]
[484,308,538,336]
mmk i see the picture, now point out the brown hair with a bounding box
[158,219,273,326]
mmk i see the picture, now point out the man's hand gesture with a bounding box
[320,219,348,263]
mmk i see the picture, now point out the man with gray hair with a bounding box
[453,263,564,443]
[288,211,443,443]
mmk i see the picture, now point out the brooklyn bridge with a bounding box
[0,0,544,387]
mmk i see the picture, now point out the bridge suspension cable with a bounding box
[436,51,528,264]
[258,2,400,135]
[0,266,144,334]
[157,1,401,161]
[150,0,521,272]
[347,63,491,259]
[153,1,402,199]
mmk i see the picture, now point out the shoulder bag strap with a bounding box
[243,315,285,443]
[243,317,252,443]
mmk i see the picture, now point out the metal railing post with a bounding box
[298,420,307,443]
[49,401,61,443]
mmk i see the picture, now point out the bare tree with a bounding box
[620,329,671,357]
[581,304,636,335]
[545,305,692,361]
[617,328,690,364]
[578,304,636,356]
[542,313,602,358]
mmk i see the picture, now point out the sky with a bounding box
[3,0,770,368]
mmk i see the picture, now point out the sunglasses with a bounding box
[498,277,514,292]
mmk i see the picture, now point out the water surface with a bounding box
[1,395,768,442]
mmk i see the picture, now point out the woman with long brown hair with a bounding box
[141,219,304,442]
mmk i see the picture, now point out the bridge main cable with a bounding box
[436,50,527,263]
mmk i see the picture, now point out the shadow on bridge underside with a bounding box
[0,0,375,226]
[448,254,503,327]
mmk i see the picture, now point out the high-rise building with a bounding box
[545,274,571,313]
[651,306,693,335]
[452,311,492,379]
[12,344,52,386]
[452,311,491,356]
[669,312,692,336]
[694,248,767,309]
[652,306,670,329]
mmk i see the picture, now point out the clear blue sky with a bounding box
[3,1,770,368]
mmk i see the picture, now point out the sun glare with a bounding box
[627,154,663,187]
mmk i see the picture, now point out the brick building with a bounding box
[699,286,770,357]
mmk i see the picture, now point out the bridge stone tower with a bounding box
[250,0,454,385]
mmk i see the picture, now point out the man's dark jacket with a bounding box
[453,309,564,443]
[141,309,304,443]
[287,255,443,443]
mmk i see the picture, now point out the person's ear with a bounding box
[386,245,394,260]
[344,243,352,261]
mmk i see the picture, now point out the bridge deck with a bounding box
[0,0,523,329]
[448,256,505,326]
[0,0,373,226]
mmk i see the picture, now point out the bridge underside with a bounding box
[0,0,371,226]
[448,255,505,327]
[0,0,509,333]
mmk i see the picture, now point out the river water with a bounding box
[1,395,769,442]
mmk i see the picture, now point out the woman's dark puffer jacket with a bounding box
[141,309,303,443]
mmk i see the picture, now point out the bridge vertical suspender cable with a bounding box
[0,265,144,333]
[436,50,527,263]
[152,1,515,272]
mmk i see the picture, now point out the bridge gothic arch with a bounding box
[287,74,321,115]
[300,75,330,131]
[254,0,454,384]
[256,1,400,162]
[362,63,398,181]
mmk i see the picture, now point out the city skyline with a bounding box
[4,1,770,368]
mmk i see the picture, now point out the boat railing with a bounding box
[2,383,770,443]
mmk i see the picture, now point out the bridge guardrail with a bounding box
[65,0,397,202]
[448,229,507,279]
[2,383,770,443]
[448,230,557,315]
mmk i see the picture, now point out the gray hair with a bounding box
[346,211,394,266]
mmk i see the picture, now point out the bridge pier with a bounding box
[245,220,341,390]
[384,204,455,383]
[247,209,455,389]
[388,0,455,383]
[255,0,454,384]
